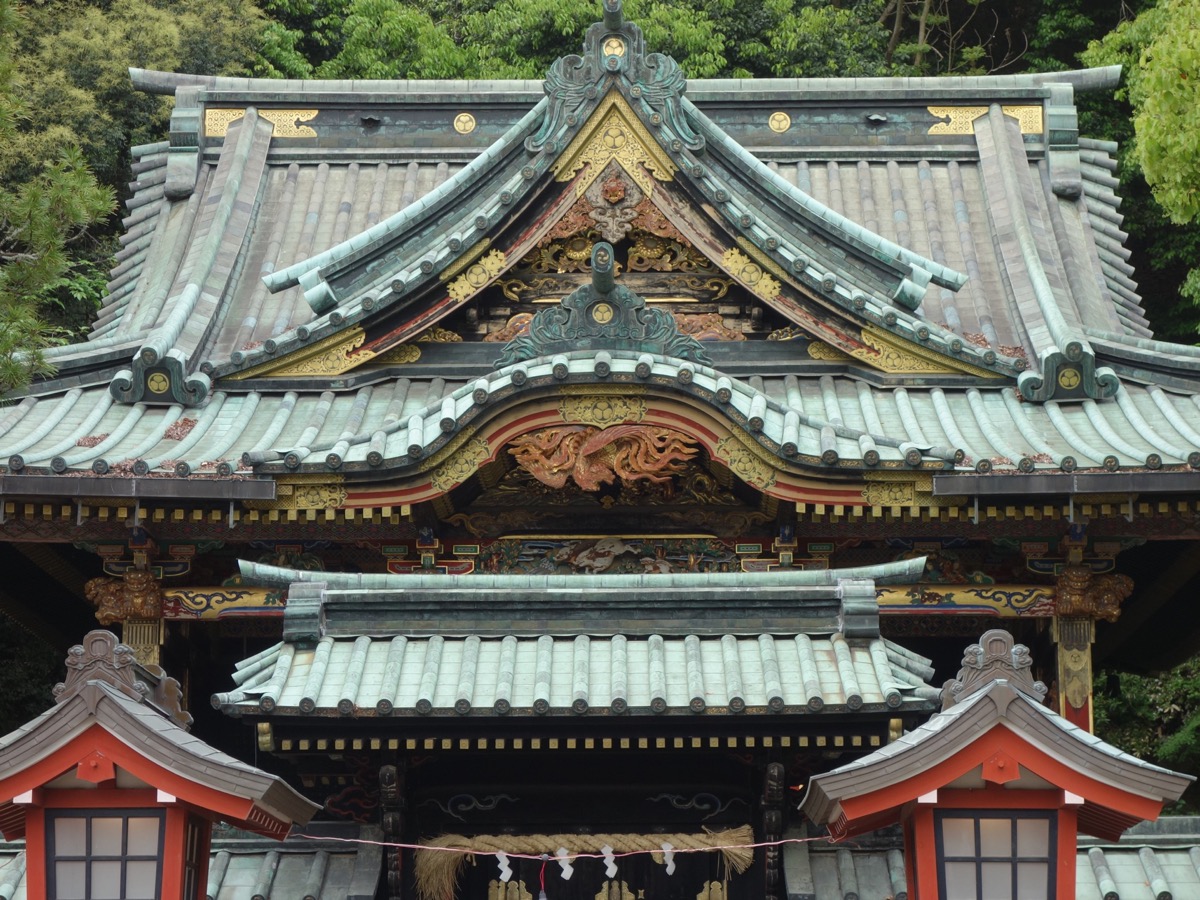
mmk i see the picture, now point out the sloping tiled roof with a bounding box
[9,8,1200,496]
[782,818,1200,900]
[214,632,937,718]
[800,678,1193,841]
[0,824,382,900]
[5,356,1200,484]
[0,632,318,838]
[217,564,938,718]
[17,50,1168,400]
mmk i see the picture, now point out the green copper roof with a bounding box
[5,363,1200,480]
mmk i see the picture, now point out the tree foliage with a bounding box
[1096,660,1200,810]
[1133,0,1200,225]
[0,0,114,392]
[1082,0,1200,337]
[0,0,269,392]
[0,613,59,738]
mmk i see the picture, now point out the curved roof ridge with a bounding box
[108,112,275,406]
[262,98,547,300]
[127,66,1121,98]
[684,98,964,292]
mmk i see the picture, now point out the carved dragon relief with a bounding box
[508,424,698,491]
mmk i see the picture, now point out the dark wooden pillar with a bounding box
[762,762,785,900]
[380,763,406,900]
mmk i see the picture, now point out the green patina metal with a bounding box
[495,242,711,367]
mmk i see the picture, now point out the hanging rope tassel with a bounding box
[414,825,754,900]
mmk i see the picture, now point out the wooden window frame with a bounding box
[45,808,166,900]
[933,809,1056,900]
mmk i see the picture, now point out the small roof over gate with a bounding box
[215,562,940,721]
[800,630,1194,842]
[0,631,318,841]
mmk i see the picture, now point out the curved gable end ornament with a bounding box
[941,628,1047,711]
[528,0,701,157]
[495,242,712,367]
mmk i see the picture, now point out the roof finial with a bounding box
[941,629,1047,710]
[603,0,623,30]
[591,242,615,294]
[495,241,712,368]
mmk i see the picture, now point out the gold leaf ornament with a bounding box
[559,394,647,428]
[429,438,491,493]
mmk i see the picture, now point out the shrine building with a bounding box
[3,1,1200,896]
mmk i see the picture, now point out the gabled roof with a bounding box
[800,630,1193,842]
[15,9,1162,397]
[7,3,1200,493]
[5,351,1200,492]
[0,631,318,840]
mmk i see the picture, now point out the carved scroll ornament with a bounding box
[942,628,1048,711]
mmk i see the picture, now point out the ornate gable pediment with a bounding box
[495,242,710,367]
[215,0,1028,389]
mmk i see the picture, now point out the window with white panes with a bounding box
[935,810,1055,900]
[46,809,165,900]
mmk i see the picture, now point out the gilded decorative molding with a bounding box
[446,249,507,303]
[552,93,677,196]
[735,237,790,283]
[927,105,1043,135]
[768,325,807,342]
[768,112,791,134]
[429,438,491,493]
[809,328,997,377]
[248,476,348,510]
[1054,616,1095,718]
[878,584,1056,617]
[290,481,349,510]
[1054,565,1132,622]
[229,327,370,379]
[497,243,711,367]
[374,344,422,364]
[85,570,164,625]
[419,428,488,473]
[714,435,777,490]
[859,327,999,377]
[416,327,463,343]
[485,313,533,342]
[559,392,647,428]
[862,481,916,506]
[721,248,781,303]
[453,113,476,134]
[807,341,851,361]
[205,108,318,138]
[673,313,744,341]
[162,587,281,620]
[439,239,492,282]
[121,618,165,668]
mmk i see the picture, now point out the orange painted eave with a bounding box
[835,723,1166,830]
[0,723,260,826]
